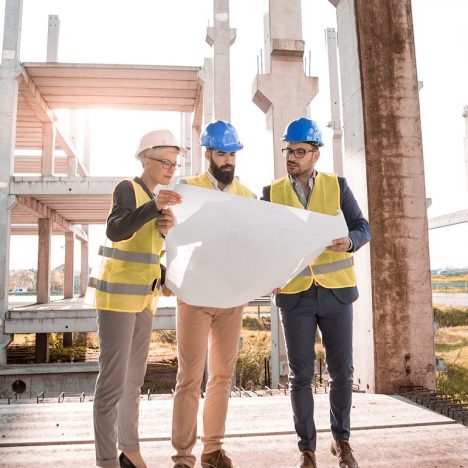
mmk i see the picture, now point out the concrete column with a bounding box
[203,58,214,127]
[36,218,51,362]
[75,226,89,346]
[0,0,23,365]
[83,112,91,173]
[46,14,59,62]
[80,226,89,296]
[64,232,74,299]
[326,28,344,176]
[206,0,236,121]
[334,0,434,393]
[191,126,202,175]
[63,231,74,346]
[41,122,56,176]
[463,106,468,192]
[252,0,318,179]
[182,113,192,176]
[270,302,288,388]
[253,0,318,385]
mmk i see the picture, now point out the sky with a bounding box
[1,0,468,271]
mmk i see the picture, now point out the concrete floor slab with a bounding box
[0,393,467,467]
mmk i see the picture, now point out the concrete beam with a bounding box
[15,195,88,241]
[428,209,468,230]
[10,176,122,195]
[5,307,176,333]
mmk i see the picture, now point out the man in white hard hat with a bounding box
[171,121,254,468]
[89,129,183,468]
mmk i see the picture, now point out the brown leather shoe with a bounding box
[201,449,237,468]
[330,440,359,468]
[296,449,317,468]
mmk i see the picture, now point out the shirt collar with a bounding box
[288,169,317,189]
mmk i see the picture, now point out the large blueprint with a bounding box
[165,184,348,308]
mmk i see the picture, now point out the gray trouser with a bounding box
[280,285,354,452]
[93,308,153,467]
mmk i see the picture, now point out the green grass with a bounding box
[435,324,468,404]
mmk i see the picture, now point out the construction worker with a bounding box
[171,120,255,468]
[89,129,183,468]
[261,118,371,468]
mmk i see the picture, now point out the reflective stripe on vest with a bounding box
[88,277,153,296]
[98,245,159,265]
[312,257,354,275]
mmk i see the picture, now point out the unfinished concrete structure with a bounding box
[0,0,205,393]
[1,0,440,397]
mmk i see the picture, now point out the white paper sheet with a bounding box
[165,184,349,308]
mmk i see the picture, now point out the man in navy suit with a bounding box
[261,118,370,468]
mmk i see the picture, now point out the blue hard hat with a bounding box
[282,118,324,147]
[200,120,244,151]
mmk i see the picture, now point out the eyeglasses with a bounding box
[146,157,181,169]
[282,147,317,159]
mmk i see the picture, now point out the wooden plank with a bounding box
[44,95,195,105]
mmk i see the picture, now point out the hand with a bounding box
[155,190,182,211]
[272,288,282,294]
[326,236,351,252]
[161,285,174,296]
[157,208,175,235]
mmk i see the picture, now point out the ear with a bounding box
[314,151,321,163]
[204,149,211,161]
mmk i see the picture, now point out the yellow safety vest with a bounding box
[186,172,255,198]
[270,172,356,293]
[88,181,164,312]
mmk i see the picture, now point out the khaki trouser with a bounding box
[171,301,244,467]
[93,308,153,467]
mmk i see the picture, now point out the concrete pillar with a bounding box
[0,0,23,365]
[206,0,236,121]
[182,113,192,176]
[74,226,89,346]
[463,106,468,192]
[64,232,74,299]
[252,0,318,179]
[334,0,434,393]
[203,58,214,128]
[326,28,344,176]
[63,231,74,346]
[46,14,59,62]
[83,112,91,173]
[41,122,56,176]
[191,126,202,175]
[253,0,318,386]
[80,226,89,296]
[36,218,52,362]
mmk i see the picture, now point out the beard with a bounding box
[210,160,235,185]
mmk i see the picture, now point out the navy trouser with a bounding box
[280,284,354,452]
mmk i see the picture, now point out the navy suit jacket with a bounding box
[261,175,371,310]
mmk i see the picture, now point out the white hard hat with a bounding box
[135,129,186,158]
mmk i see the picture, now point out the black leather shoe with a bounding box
[119,452,136,468]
